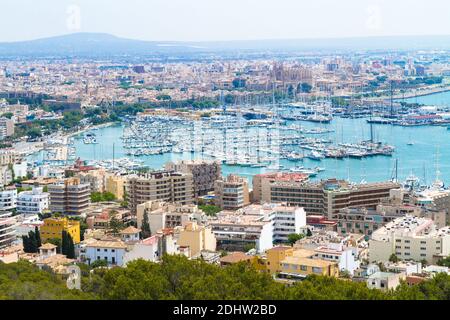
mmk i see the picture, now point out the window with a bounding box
[312,267,322,274]
[112,249,115,253]
[112,257,116,264]
[97,249,100,252]
[300,265,307,271]
[104,249,107,252]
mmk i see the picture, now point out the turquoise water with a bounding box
[71,114,450,186]
[403,90,450,106]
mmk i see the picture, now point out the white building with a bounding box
[0,211,16,249]
[367,271,406,291]
[267,204,307,242]
[313,243,361,275]
[17,187,49,215]
[123,235,159,265]
[14,214,43,237]
[0,189,17,211]
[84,238,127,266]
[119,226,141,243]
[210,203,307,253]
[369,215,450,264]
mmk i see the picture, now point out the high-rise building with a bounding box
[48,178,91,215]
[0,211,16,249]
[17,186,49,215]
[0,117,14,140]
[0,188,17,211]
[126,171,194,214]
[165,160,221,197]
[136,201,205,234]
[369,215,450,264]
[214,174,250,210]
[258,178,399,219]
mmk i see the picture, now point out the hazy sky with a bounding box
[1,0,450,42]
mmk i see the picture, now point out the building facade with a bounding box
[40,217,81,244]
[259,178,399,219]
[0,211,16,249]
[0,188,17,211]
[165,160,221,197]
[369,215,450,264]
[126,171,194,214]
[17,187,49,215]
[214,174,250,210]
[48,178,91,215]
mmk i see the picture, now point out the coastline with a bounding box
[368,85,450,101]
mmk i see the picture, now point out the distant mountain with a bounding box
[1,32,450,58]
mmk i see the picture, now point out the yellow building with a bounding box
[265,246,339,279]
[105,175,125,201]
[40,217,81,244]
[177,222,216,257]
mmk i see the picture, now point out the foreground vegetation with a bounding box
[1,255,450,300]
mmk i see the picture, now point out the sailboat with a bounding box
[406,134,414,146]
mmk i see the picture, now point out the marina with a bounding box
[57,101,450,185]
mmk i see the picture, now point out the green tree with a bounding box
[198,204,221,216]
[287,233,305,246]
[141,212,151,238]
[91,259,108,269]
[300,82,312,93]
[389,254,399,263]
[47,238,62,254]
[437,256,450,267]
[306,228,313,237]
[109,217,124,234]
[34,226,41,248]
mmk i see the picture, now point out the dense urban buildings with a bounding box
[48,178,91,215]
[165,160,221,197]
[369,215,450,264]
[126,171,194,214]
[257,178,400,219]
[214,174,250,210]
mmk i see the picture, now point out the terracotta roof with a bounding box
[39,243,57,250]
[220,252,253,264]
[119,226,141,234]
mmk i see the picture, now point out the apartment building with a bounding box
[0,188,17,211]
[126,171,194,214]
[265,246,339,280]
[17,186,49,215]
[337,202,446,237]
[176,222,217,257]
[136,201,206,235]
[0,211,16,249]
[0,117,14,140]
[0,149,19,166]
[209,203,307,252]
[105,174,126,200]
[413,188,450,224]
[252,172,309,203]
[77,169,106,193]
[48,178,91,215]
[369,215,450,264]
[165,160,221,197]
[214,174,250,210]
[40,217,81,244]
[260,178,399,219]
